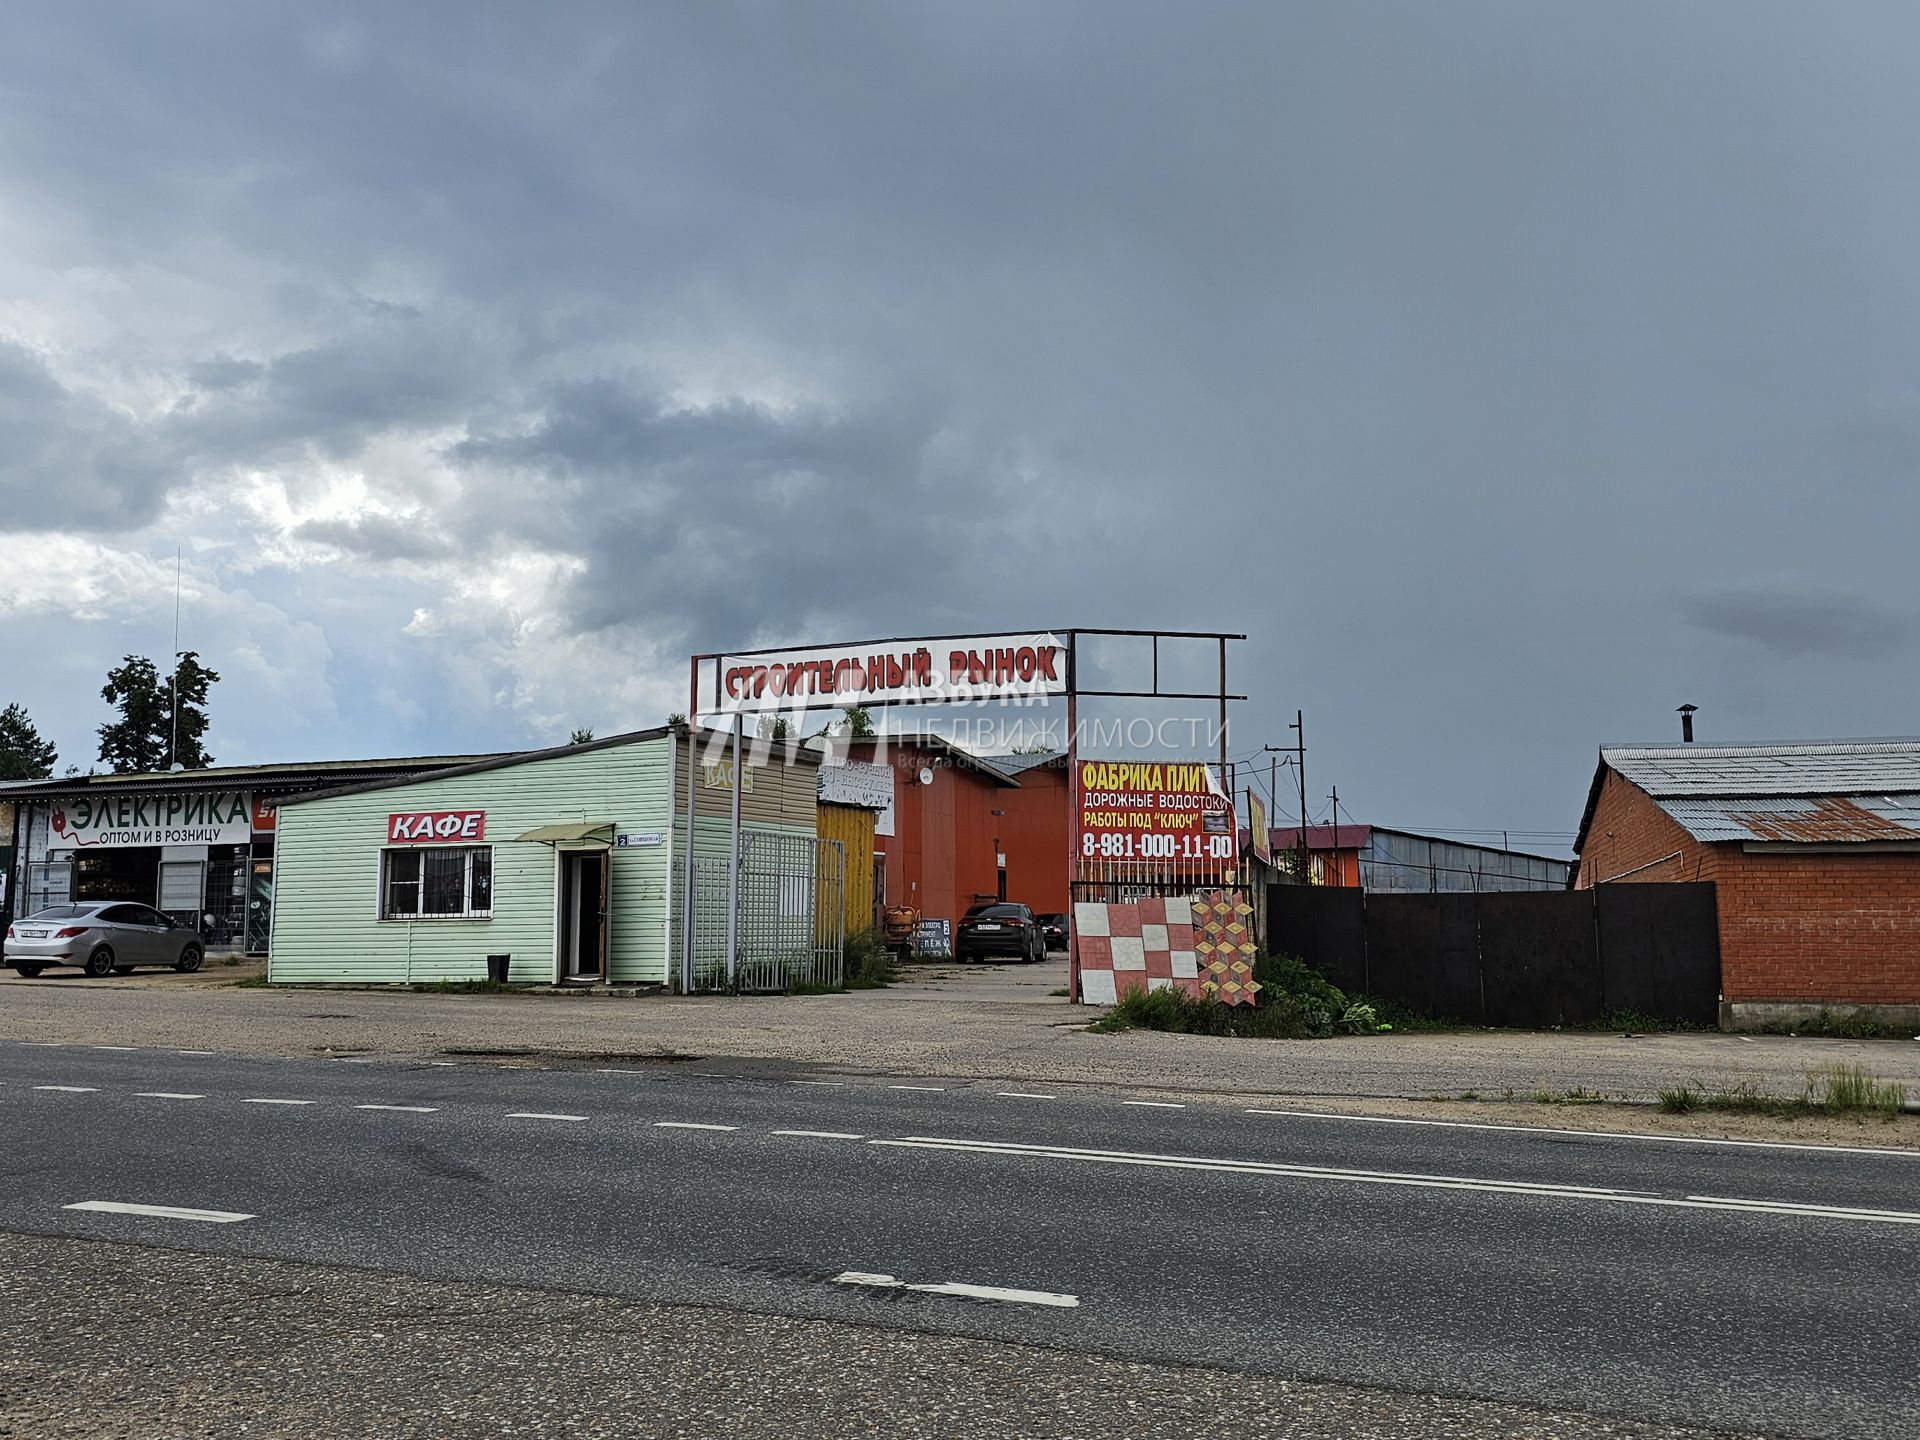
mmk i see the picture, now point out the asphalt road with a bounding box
[3,1040,1915,1438]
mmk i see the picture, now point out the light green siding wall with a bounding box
[271,737,678,985]
[271,732,824,987]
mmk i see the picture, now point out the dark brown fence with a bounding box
[1268,882,1720,1026]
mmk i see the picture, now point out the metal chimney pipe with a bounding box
[1677,704,1697,743]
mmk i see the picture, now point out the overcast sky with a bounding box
[4,1,1919,850]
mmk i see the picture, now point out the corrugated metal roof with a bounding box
[1601,739,1920,797]
[1655,793,1920,844]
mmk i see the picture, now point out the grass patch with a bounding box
[786,981,847,996]
[229,973,270,988]
[842,928,896,989]
[1596,1008,1702,1034]
[1814,1062,1908,1116]
[1747,1011,1911,1040]
[1048,987,1070,997]
[406,978,532,994]
[1657,1064,1909,1118]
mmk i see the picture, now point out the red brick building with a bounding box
[1572,741,1920,1029]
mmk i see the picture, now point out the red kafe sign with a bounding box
[388,810,486,844]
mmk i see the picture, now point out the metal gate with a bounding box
[685,834,845,993]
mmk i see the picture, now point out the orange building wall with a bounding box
[996,762,1070,914]
[857,742,1068,930]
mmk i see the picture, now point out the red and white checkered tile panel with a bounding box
[1071,896,1200,1005]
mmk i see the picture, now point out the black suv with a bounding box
[954,902,1044,963]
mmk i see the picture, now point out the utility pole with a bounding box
[1329,784,1340,885]
[1265,713,1308,880]
[1290,710,1306,876]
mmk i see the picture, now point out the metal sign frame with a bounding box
[685,628,1245,1001]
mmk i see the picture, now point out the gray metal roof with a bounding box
[1579,740,1920,849]
[1600,740,1920,797]
[1651,793,1920,844]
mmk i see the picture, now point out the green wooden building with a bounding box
[269,726,826,987]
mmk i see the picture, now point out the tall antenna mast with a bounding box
[170,547,182,770]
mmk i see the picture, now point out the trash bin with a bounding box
[485,954,511,984]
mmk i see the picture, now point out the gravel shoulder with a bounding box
[0,1231,1758,1440]
[4,957,1917,1149]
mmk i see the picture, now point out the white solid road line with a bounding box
[175,1050,216,1056]
[772,1129,864,1140]
[242,1098,317,1106]
[1242,1107,1920,1160]
[355,1104,439,1113]
[832,1271,1079,1309]
[1123,1100,1185,1109]
[32,1086,97,1093]
[874,1135,1920,1227]
[654,1121,739,1131]
[997,1092,1058,1100]
[507,1112,589,1122]
[65,1200,255,1224]
[133,1092,206,1100]
[91,1045,136,1051]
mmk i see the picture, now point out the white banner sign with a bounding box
[48,791,253,852]
[818,759,896,836]
[712,632,1067,715]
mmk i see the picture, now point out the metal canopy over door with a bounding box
[558,849,609,980]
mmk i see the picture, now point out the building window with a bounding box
[382,848,492,919]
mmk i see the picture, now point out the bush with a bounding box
[1084,953,1398,1041]
[842,927,895,989]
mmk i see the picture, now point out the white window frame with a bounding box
[379,846,494,921]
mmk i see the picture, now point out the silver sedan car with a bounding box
[4,901,205,978]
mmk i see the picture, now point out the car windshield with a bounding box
[964,903,1024,918]
[26,904,92,920]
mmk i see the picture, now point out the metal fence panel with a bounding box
[686,833,845,993]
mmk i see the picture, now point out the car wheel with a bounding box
[11,964,44,978]
[175,945,203,974]
[84,946,116,978]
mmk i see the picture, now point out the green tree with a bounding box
[0,702,57,779]
[839,706,875,738]
[98,651,220,773]
[569,727,595,745]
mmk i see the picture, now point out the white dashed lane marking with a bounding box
[355,1104,438,1113]
[654,1121,738,1132]
[133,1092,205,1100]
[997,1092,1057,1100]
[1123,1100,1185,1109]
[771,1129,864,1140]
[832,1271,1079,1309]
[507,1112,588,1122]
[790,1080,845,1087]
[242,1098,317,1106]
[888,1085,945,1092]
[65,1200,255,1224]
[32,1086,97,1093]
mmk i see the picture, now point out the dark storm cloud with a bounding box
[1680,589,1910,662]
[450,377,1033,643]
[290,514,453,564]
[0,342,174,532]
[6,2,1920,832]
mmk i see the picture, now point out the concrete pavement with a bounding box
[3,1039,1916,1437]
